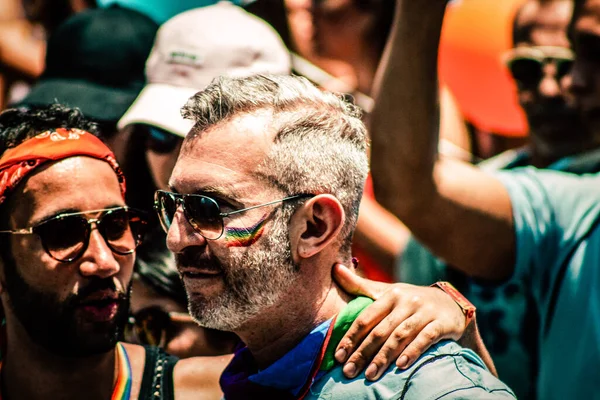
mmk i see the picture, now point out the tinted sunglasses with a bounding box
[124,305,195,348]
[0,207,147,262]
[146,126,183,154]
[154,190,314,240]
[503,46,574,88]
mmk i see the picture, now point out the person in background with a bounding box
[369,0,600,397]
[395,1,588,397]
[17,7,159,162]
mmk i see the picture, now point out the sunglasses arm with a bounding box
[0,228,34,235]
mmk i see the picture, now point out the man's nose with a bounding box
[79,228,121,278]
[538,66,562,98]
[166,207,207,254]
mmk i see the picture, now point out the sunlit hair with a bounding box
[181,74,369,252]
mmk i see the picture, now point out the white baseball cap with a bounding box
[118,2,291,137]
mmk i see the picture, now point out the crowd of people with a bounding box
[0,0,595,398]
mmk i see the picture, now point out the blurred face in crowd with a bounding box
[508,0,581,139]
[312,0,378,60]
[568,0,600,136]
[165,113,301,332]
[0,157,134,356]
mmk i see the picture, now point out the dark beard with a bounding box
[3,252,131,358]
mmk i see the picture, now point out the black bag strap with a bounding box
[139,346,179,400]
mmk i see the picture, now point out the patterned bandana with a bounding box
[219,296,374,400]
[0,128,126,205]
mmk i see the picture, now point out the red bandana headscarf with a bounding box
[0,128,126,205]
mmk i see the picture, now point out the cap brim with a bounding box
[17,78,142,122]
[118,83,199,137]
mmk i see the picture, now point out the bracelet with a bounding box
[431,281,476,328]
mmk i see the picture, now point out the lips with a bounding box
[77,290,122,322]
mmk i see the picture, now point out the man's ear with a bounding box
[290,194,345,261]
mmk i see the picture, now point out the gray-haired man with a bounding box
[157,74,516,399]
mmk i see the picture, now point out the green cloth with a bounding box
[320,296,374,371]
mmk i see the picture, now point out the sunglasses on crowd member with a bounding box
[502,46,574,89]
[0,207,147,262]
[124,305,195,348]
[154,190,314,240]
[146,126,183,154]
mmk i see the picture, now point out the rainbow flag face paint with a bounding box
[225,214,269,247]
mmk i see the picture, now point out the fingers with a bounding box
[332,263,387,300]
[359,314,427,381]
[396,321,443,370]
[336,291,396,367]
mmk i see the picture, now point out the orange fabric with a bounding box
[0,128,125,204]
[439,0,528,137]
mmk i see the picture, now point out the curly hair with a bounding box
[0,104,100,156]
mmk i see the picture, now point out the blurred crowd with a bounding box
[0,0,597,399]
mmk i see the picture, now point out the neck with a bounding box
[529,132,600,168]
[236,262,352,369]
[2,322,117,400]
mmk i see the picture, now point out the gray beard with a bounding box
[186,207,300,331]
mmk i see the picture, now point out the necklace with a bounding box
[0,342,132,400]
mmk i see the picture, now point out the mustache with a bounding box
[176,248,224,273]
[73,278,127,305]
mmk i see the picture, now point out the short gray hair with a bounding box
[181,74,369,252]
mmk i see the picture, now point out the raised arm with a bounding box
[369,0,515,281]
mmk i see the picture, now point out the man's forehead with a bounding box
[517,1,573,46]
[171,111,277,195]
[16,157,124,223]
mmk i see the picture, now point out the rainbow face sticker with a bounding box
[225,214,269,247]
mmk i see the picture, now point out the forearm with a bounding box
[367,0,515,281]
[369,0,448,215]
[458,318,497,377]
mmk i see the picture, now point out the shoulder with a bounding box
[308,341,515,400]
[172,355,232,400]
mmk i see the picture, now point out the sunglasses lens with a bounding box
[146,126,182,154]
[556,59,574,80]
[36,216,88,262]
[155,191,177,233]
[183,195,223,239]
[509,58,543,87]
[125,306,171,347]
[102,209,146,255]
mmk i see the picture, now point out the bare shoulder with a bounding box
[173,355,233,400]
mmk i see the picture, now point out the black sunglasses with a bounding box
[124,305,195,348]
[154,190,314,240]
[0,207,147,262]
[146,126,183,154]
[503,46,574,88]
